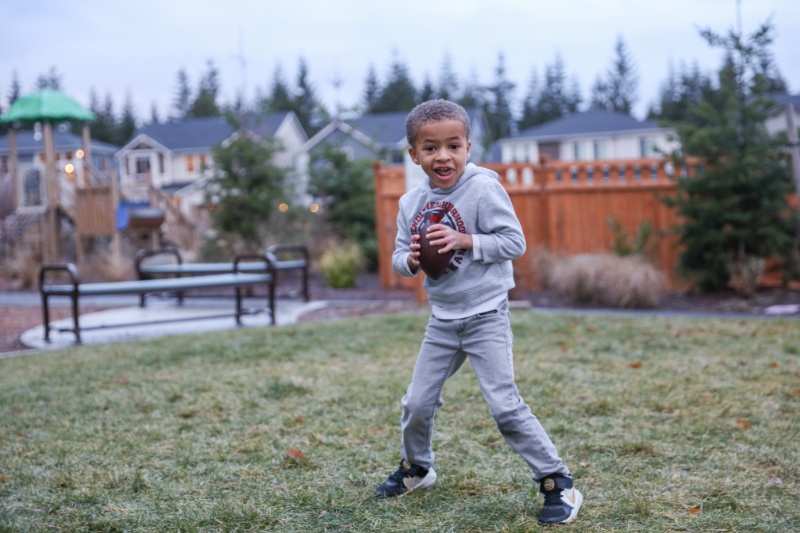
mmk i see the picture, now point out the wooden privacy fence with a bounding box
[374,158,699,295]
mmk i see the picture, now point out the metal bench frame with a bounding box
[40,252,277,344]
[135,244,310,305]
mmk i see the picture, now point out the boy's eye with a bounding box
[450,144,460,150]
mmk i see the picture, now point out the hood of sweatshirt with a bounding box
[426,163,499,195]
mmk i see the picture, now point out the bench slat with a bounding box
[44,273,272,296]
[139,260,305,275]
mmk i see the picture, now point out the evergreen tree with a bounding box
[308,145,377,267]
[150,102,160,124]
[36,66,61,90]
[208,136,288,247]
[457,69,482,109]
[89,89,117,144]
[363,64,380,113]
[371,54,416,113]
[115,93,137,145]
[647,61,714,123]
[437,54,459,101]
[7,71,21,106]
[518,69,540,132]
[591,36,638,114]
[663,21,795,291]
[189,60,221,117]
[264,64,294,113]
[173,69,192,119]
[484,53,516,141]
[518,54,582,131]
[418,75,436,103]
[293,57,321,134]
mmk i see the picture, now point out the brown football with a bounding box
[417,219,454,280]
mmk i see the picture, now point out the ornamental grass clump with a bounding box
[543,253,667,309]
[320,242,364,288]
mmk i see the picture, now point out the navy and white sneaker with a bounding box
[538,474,583,524]
[375,459,437,498]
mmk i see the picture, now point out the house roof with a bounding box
[242,112,291,138]
[0,130,119,156]
[770,93,800,110]
[133,117,235,151]
[345,107,483,147]
[512,108,662,141]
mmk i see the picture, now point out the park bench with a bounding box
[39,253,277,344]
[135,244,309,306]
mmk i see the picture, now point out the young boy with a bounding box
[374,100,582,525]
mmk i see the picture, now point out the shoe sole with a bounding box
[400,467,437,496]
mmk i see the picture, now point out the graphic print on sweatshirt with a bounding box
[410,200,469,278]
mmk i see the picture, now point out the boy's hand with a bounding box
[426,224,473,253]
[408,234,421,269]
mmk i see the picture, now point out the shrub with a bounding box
[542,253,667,309]
[320,243,364,289]
[727,254,765,298]
[2,249,41,288]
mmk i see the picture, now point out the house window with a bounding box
[65,152,73,160]
[639,137,648,158]
[187,155,194,172]
[40,153,46,162]
[159,153,165,174]
[135,157,150,181]
[199,154,206,168]
[594,140,608,160]
[524,144,531,162]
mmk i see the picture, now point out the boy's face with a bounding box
[408,119,471,190]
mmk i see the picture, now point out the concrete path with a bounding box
[19,298,328,351]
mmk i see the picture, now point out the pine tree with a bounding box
[663,21,795,291]
[293,57,321,134]
[190,60,221,118]
[265,64,294,113]
[115,93,137,145]
[485,53,516,141]
[591,36,638,114]
[363,64,380,113]
[36,67,61,90]
[150,102,160,124]
[648,61,714,123]
[437,54,459,101]
[518,69,540,132]
[89,89,117,144]
[371,54,416,113]
[457,69,482,109]
[173,69,192,120]
[7,71,21,106]
[418,75,435,103]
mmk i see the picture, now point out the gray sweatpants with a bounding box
[400,302,570,480]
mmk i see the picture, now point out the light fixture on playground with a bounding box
[279,203,289,212]
[76,150,84,159]
[65,163,75,173]
[310,203,319,213]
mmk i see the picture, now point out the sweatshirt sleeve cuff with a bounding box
[471,234,483,261]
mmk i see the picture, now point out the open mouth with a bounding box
[434,167,454,179]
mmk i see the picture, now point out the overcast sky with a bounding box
[3,0,798,127]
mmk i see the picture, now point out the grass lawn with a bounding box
[1,312,799,532]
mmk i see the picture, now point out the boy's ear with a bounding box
[467,140,471,160]
[408,146,420,165]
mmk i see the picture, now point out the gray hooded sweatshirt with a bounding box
[392,163,526,312]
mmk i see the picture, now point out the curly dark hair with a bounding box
[406,99,470,147]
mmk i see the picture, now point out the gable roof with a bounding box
[242,111,291,138]
[770,92,800,110]
[513,108,662,141]
[133,117,235,151]
[0,130,119,156]
[346,112,409,146]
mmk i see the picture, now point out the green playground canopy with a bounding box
[0,89,95,123]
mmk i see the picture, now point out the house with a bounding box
[496,108,678,164]
[114,112,307,213]
[766,93,800,137]
[0,128,117,210]
[297,107,489,193]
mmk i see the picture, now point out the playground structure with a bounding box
[0,90,196,266]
